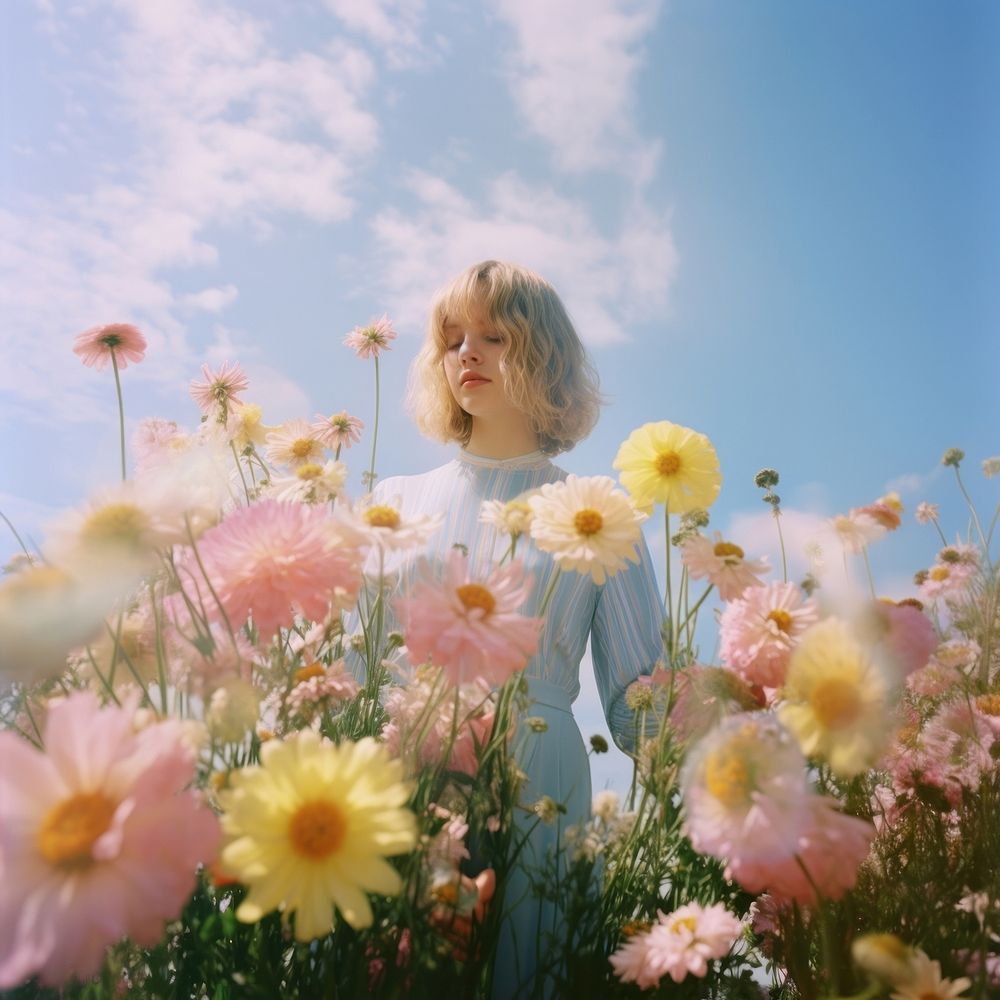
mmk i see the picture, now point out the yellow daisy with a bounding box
[778,618,889,777]
[613,421,722,513]
[219,731,417,941]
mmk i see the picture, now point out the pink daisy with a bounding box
[344,314,397,359]
[395,551,542,686]
[72,322,147,371]
[719,582,819,687]
[914,502,940,525]
[919,561,976,602]
[667,665,764,744]
[189,360,250,416]
[192,499,364,642]
[0,692,220,989]
[311,410,364,450]
[132,417,190,474]
[859,600,938,678]
[680,532,769,601]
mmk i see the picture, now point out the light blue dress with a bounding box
[364,449,664,997]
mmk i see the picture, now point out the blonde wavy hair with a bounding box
[407,261,602,455]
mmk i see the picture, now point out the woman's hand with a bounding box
[430,868,496,962]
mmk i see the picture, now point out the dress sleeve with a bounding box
[589,534,665,753]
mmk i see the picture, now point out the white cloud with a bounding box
[5,0,380,425]
[368,170,678,344]
[323,0,438,69]
[493,0,663,180]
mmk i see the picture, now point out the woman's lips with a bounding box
[461,376,490,388]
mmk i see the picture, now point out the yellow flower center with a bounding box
[668,915,698,935]
[766,609,793,633]
[574,508,604,536]
[294,662,326,684]
[37,791,117,867]
[80,502,150,550]
[976,694,1000,717]
[621,919,652,938]
[291,438,315,459]
[809,677,862,730]
[713,541,745,560]
[655,451,681,476]
[296,463,324,480]
[703,748,751,806]
[929,566,950,582]
[365,505,401,530]
[456,583,496,615]
[431,882,460,905]
[288,800,347,860]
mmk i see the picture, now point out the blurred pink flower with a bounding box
[132,417,189,473]
[311,410,364,450]
[830,510,884,553]
[286,659,361,718]
[395,552,542,686]
[907,659,962,698]
[919,562,976,602]
[189,360,249,415]
[719,582,819,687]
[72,322,147,370]
[857,492,903,532]
[667,665,764,744]
[193,499,364,642]
[860,600,938,678]
[344,314,396,359]
[0,692,220,989]
[914,501,940,525]
[610,902,742,987]
[680,532,769,601]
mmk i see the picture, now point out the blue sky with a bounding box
[3,0,997,789]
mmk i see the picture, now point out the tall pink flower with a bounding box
[311,410,364,450]
[344,314,397,359]
[72,322,147,370]
[859,600,938,678]
[189,360,250,416]
[680,532,769,601]
[719,582,819,687]
[192,500,364,642]
[395,552,542,686]
[0,692,220,989]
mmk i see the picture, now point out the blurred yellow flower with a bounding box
[613,421,721,513]
[219,731,416,941]
[778,618,889,777]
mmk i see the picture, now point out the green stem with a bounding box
[538,566,563,618]
[367,354,381,490]
[111,351,127,482]
[931,515,949,547]
[664,509,674,661]
[985,501,999,553]
[774,508,788,582]
[677,584,714,634]
[0,508,32,558]
[861,546,877,599]
[954,466,988,550]
[230,441,251,503]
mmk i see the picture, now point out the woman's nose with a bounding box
[458,337,480,363]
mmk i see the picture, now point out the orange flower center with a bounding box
[365,505,401,530]
[655,451,681,476]
[766,609,793,633]
[929,566,950,582]
[574,508,604,536]
[809,677,862,730]
[668,915,698,935]
[37,791,117,867]
[294,662,326,684]
[288,800,347,860]
[456,583,496,615]
[703,748,751,806]
[291,438,315,459]
[296,463,323,480]
[431,881,460,906]
[713,541,745,560]
[80,502,149,550]
[976,694,1000,717]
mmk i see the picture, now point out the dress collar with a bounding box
[457,448,551,471]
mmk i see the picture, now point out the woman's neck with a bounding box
[465,420,541,460]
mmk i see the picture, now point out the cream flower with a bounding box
[528,475,647,584]
[890,950,971,1000]
[264,419,327,469]
[219,731,417,941]
[480,494,536,540]
[267,460,348,504]
[830,511,884,553]
[350,499,443,555]
[778,618,890,777]
[613,421,722,513]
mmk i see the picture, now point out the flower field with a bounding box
[1,322,998,998]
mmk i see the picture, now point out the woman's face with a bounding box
[441,303,521,424]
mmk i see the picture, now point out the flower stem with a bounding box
[954,466,988,551]
[774,508,788,582]
[367,355,381,490]
[0,507,32,558]
[230,441,251,503]
[664,509,674,660]
[111,351,127,481]
[861,546,877,599]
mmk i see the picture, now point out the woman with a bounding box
[363,260,664,996]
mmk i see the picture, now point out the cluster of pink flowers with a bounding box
[610,902,743,988]
[284,660,361,719]
[918,544,979,602]
[0,693,219,988]
[395,552,542,686]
